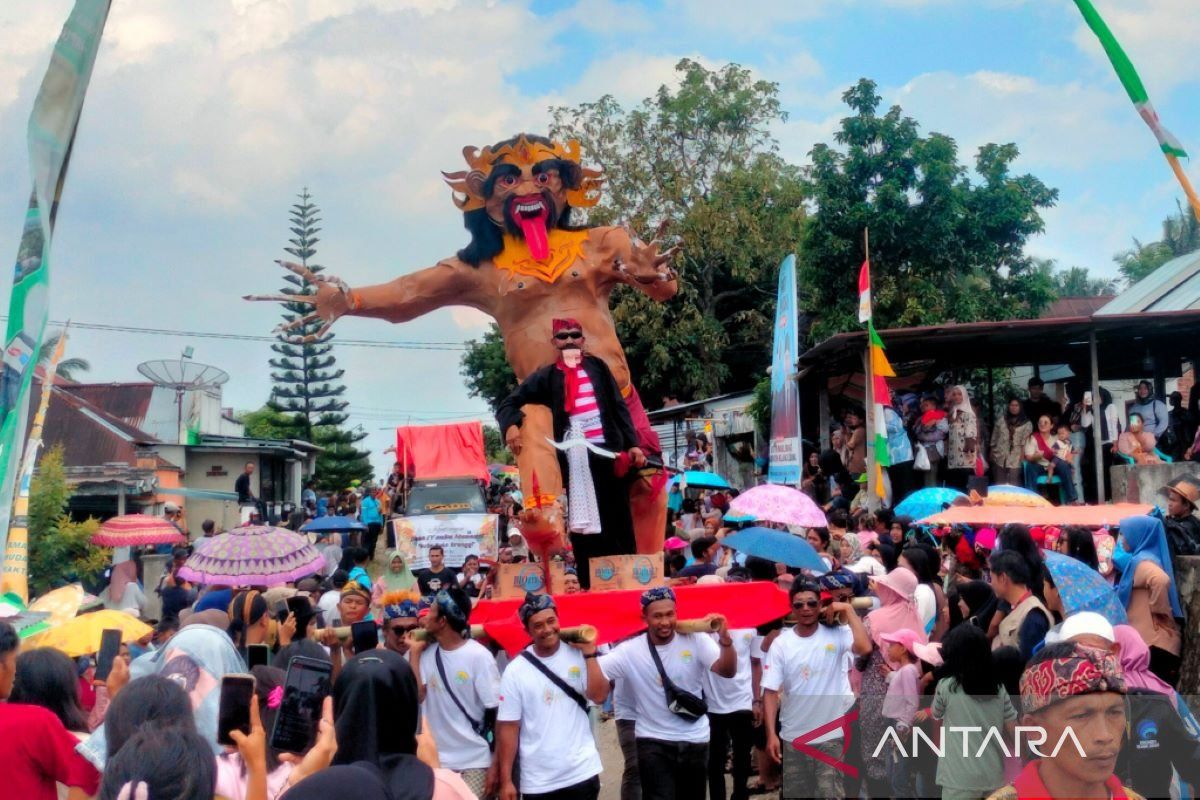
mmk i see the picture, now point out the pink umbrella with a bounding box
[91,514,186,547]
[727,484,827,529]
[178,525,325,587]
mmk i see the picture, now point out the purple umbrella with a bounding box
[178,525,326,587]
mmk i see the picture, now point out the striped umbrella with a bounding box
[983,485,1052,509]
[91,514,187,547]
[178,525,325,587]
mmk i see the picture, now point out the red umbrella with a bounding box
[91,514,187,548]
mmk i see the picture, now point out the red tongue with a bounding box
[518,215,550,261]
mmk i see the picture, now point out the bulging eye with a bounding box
[536,173,550,184]
[500,175,517,187]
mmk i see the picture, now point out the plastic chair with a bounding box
[1115,449,1174,465]
[1035,474,1066,505]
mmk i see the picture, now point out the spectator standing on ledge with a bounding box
[1130,380,1169,438]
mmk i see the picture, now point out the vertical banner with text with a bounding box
[767,254,802,485]
[0,1,110,556]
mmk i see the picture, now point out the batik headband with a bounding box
[340,581,371,601]
[1020,645,1126,715]
[640,585,676,608]
[518,592,556,625]
[433,590,469,628]
[383,600,420,620]
[817,568,857,592]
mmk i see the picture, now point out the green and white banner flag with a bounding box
[0,1,110,554]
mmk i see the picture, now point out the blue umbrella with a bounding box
[894,487,966,520]
[668,470,731,490]
[1043,550,1128,625]
[300,515,367,533]
[720,527,828,573]
[723,510,756,524]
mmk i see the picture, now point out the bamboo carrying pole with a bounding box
[317,623,602,645]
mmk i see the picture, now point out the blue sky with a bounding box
[0,0,1196,476]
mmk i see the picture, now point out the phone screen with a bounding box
[217,674,256,746]
[286,597,310,639]
[93,629,123,682]
[247,644,270,670]
[270,657,333,754]
[351,620,378,654]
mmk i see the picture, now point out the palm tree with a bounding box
[37,331,89,382]
[1114,199,1200,286]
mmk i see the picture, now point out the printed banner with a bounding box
[767,254,802,485]
[587,553,665,592]
[492,561,567,600]
[0,0,111,555]
[390,513,498,570]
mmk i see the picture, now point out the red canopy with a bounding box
[471,581,791,656]
[918,502,1153,528]
[396,422,489,482]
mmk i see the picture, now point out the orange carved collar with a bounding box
[492,229,589,283]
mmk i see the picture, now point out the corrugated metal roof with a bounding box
[1097,250,1200,315]
[38,381,165,470]
[64,382,155,429]
[1041,296,1112,318]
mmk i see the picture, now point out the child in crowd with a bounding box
[880,629,941,798]
[923,624,1017,800]
[1050,424,1073,468]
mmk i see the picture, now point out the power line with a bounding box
[3,317,470,351]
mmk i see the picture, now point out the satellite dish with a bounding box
[137,359,229,391]
[137,351,229,443]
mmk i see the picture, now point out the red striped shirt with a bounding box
[570,368,604,441]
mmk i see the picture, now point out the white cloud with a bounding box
[1069,0,1200,98]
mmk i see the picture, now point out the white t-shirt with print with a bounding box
[598,632,720,743]
[498,645,602,793]
[419,640,501,770]
[703,628,755,714]
[761,625,856,745]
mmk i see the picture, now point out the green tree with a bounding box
[482,424,512,464]
[543,59,806,403]
[800,79,1059,340]
[460,324,517,412]
[1115,199,1200,286]
[37,330,90,382]
[238,405,304,439]
[28,445,107,595]
[266,189,371,488]
[747,375,771,436]
[1048,263,1117,297]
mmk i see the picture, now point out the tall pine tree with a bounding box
[269,189,372,489]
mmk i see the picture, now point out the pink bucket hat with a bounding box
[879,628,943,666]
[664,536,688,551]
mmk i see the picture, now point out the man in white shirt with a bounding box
[409,587,500,798]
[763,579,871,800]
[497,593,607,800]
[598,586,737,800]
[704,570,757,800]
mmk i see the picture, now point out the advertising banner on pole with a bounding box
[767,254,802,485]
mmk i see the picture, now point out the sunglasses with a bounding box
[388,624,418,635]
[554,331,584,341]
[792,600,820,609]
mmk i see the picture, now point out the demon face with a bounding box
[485,156,569,260]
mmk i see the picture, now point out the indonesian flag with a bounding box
[857,258,871,323]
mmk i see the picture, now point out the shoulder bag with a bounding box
[646,633,707,722]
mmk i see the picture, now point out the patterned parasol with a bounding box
[983,484,1052,508]
[895,487,966,520]
[1043,550,1127,625]
[91,514,187,547]
[177,525,325,587]
[727,483,827,528]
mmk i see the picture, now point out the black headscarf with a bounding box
[958,580,998,631]
[332,651,434,800]
[283,763,394,800]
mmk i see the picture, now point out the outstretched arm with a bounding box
[593,225,679,302]
[246,258,486,342]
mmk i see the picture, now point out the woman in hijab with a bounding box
[1118,413,1164,465]
[79,623,246,769]
[372,550,418,615]
[101,559,145,616]
[944,385,978,490]
[859,568,927,796]
[1115,515,1183,684]
[956,580,998,632]
[333,650,474,800]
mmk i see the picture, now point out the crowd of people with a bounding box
[802,378,1200,512]
[4,461,1200,799]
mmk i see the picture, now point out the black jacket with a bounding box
[495,355,638,453]
[1116,688,1200,800]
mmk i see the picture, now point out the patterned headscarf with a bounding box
[432,589,469,634]
[381,589,421,621]
[640,585,676,608]
[1020,643,1126,715]
[518,592,556,626]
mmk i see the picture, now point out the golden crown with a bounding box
[442,134,604,212]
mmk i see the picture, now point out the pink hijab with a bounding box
[867,567,926,664]
[109,560,138,604]
[1113,624,1173,695]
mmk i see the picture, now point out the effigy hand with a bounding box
[615,220,680,285]
[243,260,354,344]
